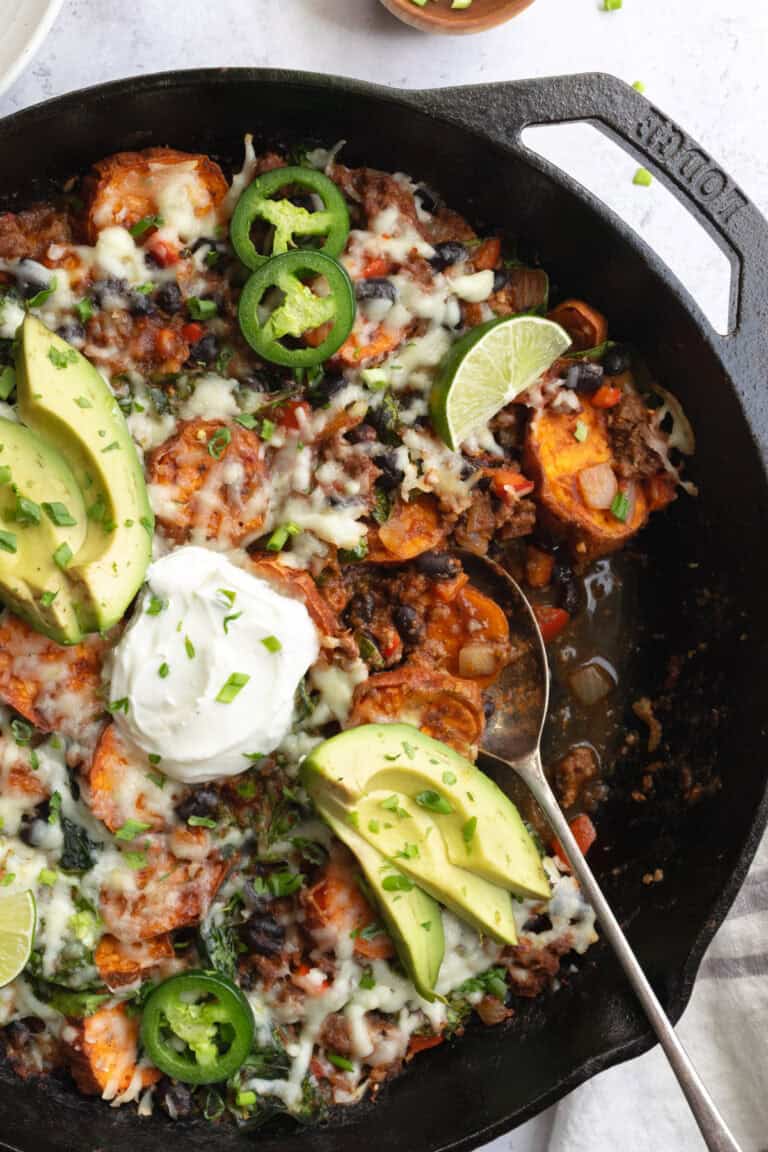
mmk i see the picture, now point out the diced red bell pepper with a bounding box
[533,604,570,643]
[146,238,180,268]
[552,813,597,865]
[361,256,392,279]
[277,399,311,431]
[590,385,623,409]
[181,322,204,345]
[406,1033,445,1061]
[489,468,535,502]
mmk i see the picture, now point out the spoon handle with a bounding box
[520,756,742,1152]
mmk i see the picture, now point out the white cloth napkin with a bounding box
[487,831,768,1152]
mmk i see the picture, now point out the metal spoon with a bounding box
[458,549,742,1152]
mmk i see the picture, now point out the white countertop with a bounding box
[2,2,767,1150]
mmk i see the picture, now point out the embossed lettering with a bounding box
[696,168,727,200]
[677,149,708,182]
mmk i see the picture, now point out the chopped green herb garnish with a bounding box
[53,542,72,569]
[359,970,376,990]
[40,590,58,607]
[442,771,457,786]
[367,819,380,834]
[48,791,62,824]
[603,0,621,9]
[158,662,170,678]
[146,594,166,616]
[122,851,148,870]
[234,412,257,430]
[43,501,77,526]
[574,419,589,443]
[261,634,281,653]
[327,1051,355,1072]
[415,789,453,815]
[184,635,195,659]
[266,521,302,552]
[188,297,218,321]
[147,770,165,788]
[148,753,162,765]
[0,873,15,886]
[27,278,57,308]
[260,418,275,441]
[74,395,93,409]
[187,815,217,829]
[223,612,242,634]
[38,868,58,886]
[217,588,236,607]
[381,872,415,893]
[0,366,15,400]
[633,167,653,187]
[207,427,231,459]
[611,490,630,522]
[115,819,152,841]
[10,718,32,745]
[129,214,164,238]
[107,697,130,714]
[75,297,96,323]
[0,530,18,553]
[0,466,11,485]
[216,672,250,703]
[101,441,120,453]
[47,345,77,370]
[15,496,41,526]
[462,816,477,846]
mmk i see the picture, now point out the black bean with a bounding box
[414,185,438,214]
[368,399,399,443]
[242,365,290,393]
[344,591,376,628]
[392,604,423,645]
[243,877,271,912]
[15,258,53,299]
[240,914,285,956]
[373,451,404,491]
[186,333,218,366]
[154,281,183,314]
[355,278,397,303]
[155,1078,194,1120]
[554,561,580,615]
[345,422,378,445]
[522,913,552,934]
[414,551,461,581]
[429,241,468,271]
[56,322,85,344]
[308,371,345,408]
[492,268,510,293]
[127,290,155,317]
[602,344,632,375]
[565,362,604,393]
[483,696,496,721]
[175,786,218,824]
[91,278,128,306]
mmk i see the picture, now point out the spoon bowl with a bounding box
[456,548,743,1152]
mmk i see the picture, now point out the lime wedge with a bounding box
[0,890,36,987]
[430,315,571,449]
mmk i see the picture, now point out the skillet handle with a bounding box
[416,73,768,382]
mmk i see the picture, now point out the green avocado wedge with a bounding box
[317,803,445,1002]
[304,723,550,901]
[15,316,153,633]
[0,418,88,644]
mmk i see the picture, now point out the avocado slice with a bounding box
[317,804,445,1001]
[15,316,153,632]
[304,723,550,901]
[0,418,87,643]
[310,781,518,946]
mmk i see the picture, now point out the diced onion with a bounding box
[570,661,615,706]
[458,643,499,678]
[577,463,617,510]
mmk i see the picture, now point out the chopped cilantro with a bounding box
[122,851,148,870]
[415,789,453,815]
[115,819,152,841]
[47,345,77,370]
[462,816,478,846]
[129,214,164,238]
[146,594,166,616]
[27,278,57,308]
[442,770,457,786]
[381,872,414,893]
[74,297,96,323]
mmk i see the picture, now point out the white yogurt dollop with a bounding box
[111,546,319,783]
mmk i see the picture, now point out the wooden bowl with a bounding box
[379,0,536,35]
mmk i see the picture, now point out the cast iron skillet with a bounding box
[1,69,767,1152]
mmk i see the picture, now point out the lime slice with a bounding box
[0,890,36,987]
[430,315,571,449]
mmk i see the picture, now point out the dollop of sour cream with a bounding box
[110,546,319,783]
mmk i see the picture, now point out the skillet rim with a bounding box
[0,66,766,1152]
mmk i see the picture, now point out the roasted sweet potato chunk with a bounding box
[147,419,268,547]
[424,584,511,688]
[250,557,341,640]
[0,614,108,749]
[346,664,484,758]
[524,399,648,562]
[367,494,448,563]
[87,724,176,833]
[94,933,174,989]
[83,146,228,243]
[64,1005,160,1099]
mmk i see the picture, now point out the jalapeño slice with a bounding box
[231,165,349,271]
[238,250,355,368]
[140,970,254,1084]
